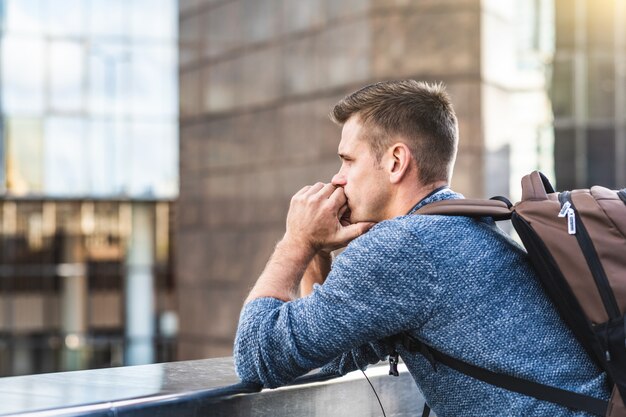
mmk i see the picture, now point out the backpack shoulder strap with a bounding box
[416,197,513,220]
[394,334,608,416]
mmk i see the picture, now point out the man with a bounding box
[234,80,609,416]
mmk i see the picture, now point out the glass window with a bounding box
[130,121,177,198]
[86,119,113,196]
[0,0,178,200]
[1,36,45,114]
[6,118,44,195]
[87,42,132,116]
[88,0,126,38]
[87,119,131,196]
[4,0,45,35]
[43,117,88,196]
[50,40,84,112]
[43,0,87,37]
[129,0,177,40]
[111,121,132,196]
[130,45,177,118]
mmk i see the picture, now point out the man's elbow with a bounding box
[233,352,283,388]
[233,328,261,384]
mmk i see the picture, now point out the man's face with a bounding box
[331,117,391,224]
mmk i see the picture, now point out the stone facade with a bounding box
[176,0,546,358]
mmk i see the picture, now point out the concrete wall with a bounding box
[176,0,527,358]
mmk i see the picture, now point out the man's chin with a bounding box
[351,214,380,224]
[347,213,372,224]
[343,208,377,224]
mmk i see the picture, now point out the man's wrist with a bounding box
[280,233,317,259]
[245,236,317,303]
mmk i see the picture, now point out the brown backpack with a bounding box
[401,171,625,416]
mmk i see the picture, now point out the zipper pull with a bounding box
[388,350,399,377]
[567,208,576,235]
[558,201,571,217]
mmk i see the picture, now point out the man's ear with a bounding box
[387,142,412,184]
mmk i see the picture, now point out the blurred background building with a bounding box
[0,0,179,375]
[1,0,624,376]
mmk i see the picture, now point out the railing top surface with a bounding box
[0,358,423,417]
[0,357,241,416]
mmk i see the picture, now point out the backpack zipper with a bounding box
[558,192,621,320]
[557,197,576,234]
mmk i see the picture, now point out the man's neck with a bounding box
[386,180,449,219]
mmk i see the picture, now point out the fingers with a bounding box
[338,203,348,217]
[301,182,325,197]
[329,186,347,207]
[299,182,338,201]
[318,183,336,199]
[337,221,376,243]
[293,182,344,210]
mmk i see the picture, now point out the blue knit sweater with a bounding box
[234,189,610,416]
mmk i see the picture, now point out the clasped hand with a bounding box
[284,183,375,253]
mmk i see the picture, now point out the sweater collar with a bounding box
[406,186,460,215]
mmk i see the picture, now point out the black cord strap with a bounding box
[399,334,608,417]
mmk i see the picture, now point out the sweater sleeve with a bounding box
[233,220,441,388]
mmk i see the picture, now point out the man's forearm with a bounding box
[300,252,332,297]
[245,237,316,304]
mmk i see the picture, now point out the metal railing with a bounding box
[0,357,430,417]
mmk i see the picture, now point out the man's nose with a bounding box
[331,172,346,187]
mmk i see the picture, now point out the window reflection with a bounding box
[88,0,127,38]
[129,0,177,40]
[43,0,87,37]
[1,0,178,199]
[88,42,132,116]
[4,0,45,35]
[87,119,131,196]
[6,118,44,195]
[87,120,115,197]
[1,36,45,114]
[43,117,88,196]
[131,45,177,118]
[50,41,84,112]
[130,122,177,198]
